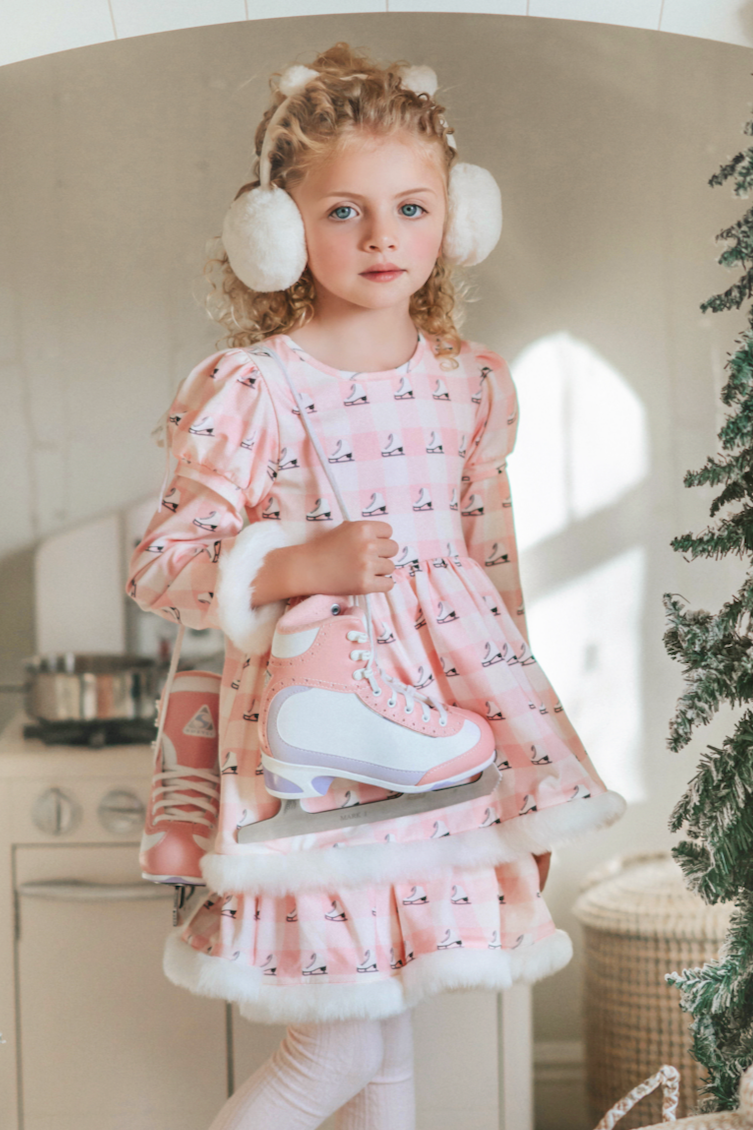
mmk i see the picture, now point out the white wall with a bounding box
[2,13,751,1125]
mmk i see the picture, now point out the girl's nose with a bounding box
[363,224,398,252]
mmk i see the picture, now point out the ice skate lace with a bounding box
[151,766,220,828]
[347,628,448,727]
[251,345,450,732]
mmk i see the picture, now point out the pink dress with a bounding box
[128,332,623,1024]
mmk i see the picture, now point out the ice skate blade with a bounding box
[237,765,500,845]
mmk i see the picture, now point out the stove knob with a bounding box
[32,788,82,836]
[97,789,145,835]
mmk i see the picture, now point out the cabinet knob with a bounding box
[97,789,145,835]
[31,788,82,836]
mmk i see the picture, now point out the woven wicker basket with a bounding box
[593,1062,753,1129]
[573,852,734,1128]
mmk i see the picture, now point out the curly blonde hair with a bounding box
[205,42,465,363]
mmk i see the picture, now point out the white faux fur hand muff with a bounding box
[215,522,293,654]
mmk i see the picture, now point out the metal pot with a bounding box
[20,654,162,723]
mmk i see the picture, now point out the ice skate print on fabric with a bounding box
[236,809,255,830]
[570,784,592,800]
[458,435,467,458]
[243,700,259,722]
[461,494,484,518]
[277,447,299,471]
[480,807,501,827]
[357,950,378,973]
[193,512,219,532]
[431,819,450,839]
[483,595,500,617]
[210,541,221,563]
[498,891,506,904]
[221,895,239,919]
[306,497,332,522]
[413,665,434,689]
[485,701,504,720]
[524,741,549,768]
[405,946,415,963]
[432,557,448,570]
[394,546,420,572]
[440,656,460,677]
[240,432,257,451]
[302,953,327,976]
[451,884,470,904]
[507,643,536,667]
[162,487,180,513]
[449,488,458,511]
[286,906,298,922]
[502,495,512,508]
[376,621,395,644]
[221,751,238,775]
[481,642,504,667]
[519,795,538,815]
[402,885,428,905]
[495,751,512,771]
[168,411,185,427]
[413,487,432,511]
[390,947,404,969]
[394,375,414,399]
[437,929,463,949]
[236,372,260,390]
[325,900,347,922]
[292,391,316,415]
[340,790,360,808]
[197,592,213,605]
[362,491,387,516]
[260,954,277,976]
[344,381,368,406]
[488,931,502,949]
[189,415,214,436]
[436,601,458,624]
[381,433,404,457]
[329,439,354,464]
[147,539,166,554]
[446,543,462,567]
[254,756,263,776]
[471,382,483,404]
[426,431,444,454]
[554,700,564,713]
[261,496,280,520]
[432,378,450,400]
[414,607,426,630]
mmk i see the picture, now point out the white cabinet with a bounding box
[14,844,228,1130]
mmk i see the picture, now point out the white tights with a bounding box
[208,1012,415,1130]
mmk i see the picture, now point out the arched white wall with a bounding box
[2,0,753,69]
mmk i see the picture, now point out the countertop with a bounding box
[0,713,152,778]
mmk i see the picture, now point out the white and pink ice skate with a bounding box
[140,670,221,884]
[258,595,496,801]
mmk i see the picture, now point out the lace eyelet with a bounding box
[331,604,341,616]
[404,706,414,715]
[372,688,382,697]
[388,696,397,708]
[439,719,447,727]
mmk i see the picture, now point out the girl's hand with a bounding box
[301,521,398,596]
[250,521,398,608]
[534,852,552,893]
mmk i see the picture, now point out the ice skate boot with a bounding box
[261,496,280,520]
[193,511,219,532]
[189,415,214,436]
[426,431,443,454]
[484,543,509,566]
[362,491,387,517]
[328,439,353,463]
[357,950,378,972]
[306,497,332,522]
[412,487,433,511]
[277,447,299,471]
[381,432,404,457]
[394,375,414,399]
[432,378,450,400]
[257,595,496,802]
[461,494,484,517]
[344,381,368,406]
[140,670,221,884]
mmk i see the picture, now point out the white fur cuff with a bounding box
[216,522,293,654]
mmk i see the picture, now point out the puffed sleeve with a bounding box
[459,346,529,641]
[126,349,292,655]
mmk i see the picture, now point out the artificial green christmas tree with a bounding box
[664,114,753,1113]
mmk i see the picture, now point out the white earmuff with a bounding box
[221,63,503,292]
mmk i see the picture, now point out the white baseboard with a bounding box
[534,1041,588,1130]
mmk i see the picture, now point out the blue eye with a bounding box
[330,205,355,220]
[400,204,425,218]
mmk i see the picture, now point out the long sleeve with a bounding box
[127,348,291,654]
[459,347,529,643]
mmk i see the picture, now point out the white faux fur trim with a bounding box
[163,928,572,1024]
[215,522,293,654]
[201,790,626,897]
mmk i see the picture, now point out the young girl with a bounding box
[127,43,624,1130]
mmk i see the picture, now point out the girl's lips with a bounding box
[360,269,405,282]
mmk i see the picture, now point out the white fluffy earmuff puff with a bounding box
[443,163,503,268]
[222,187,307,294]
